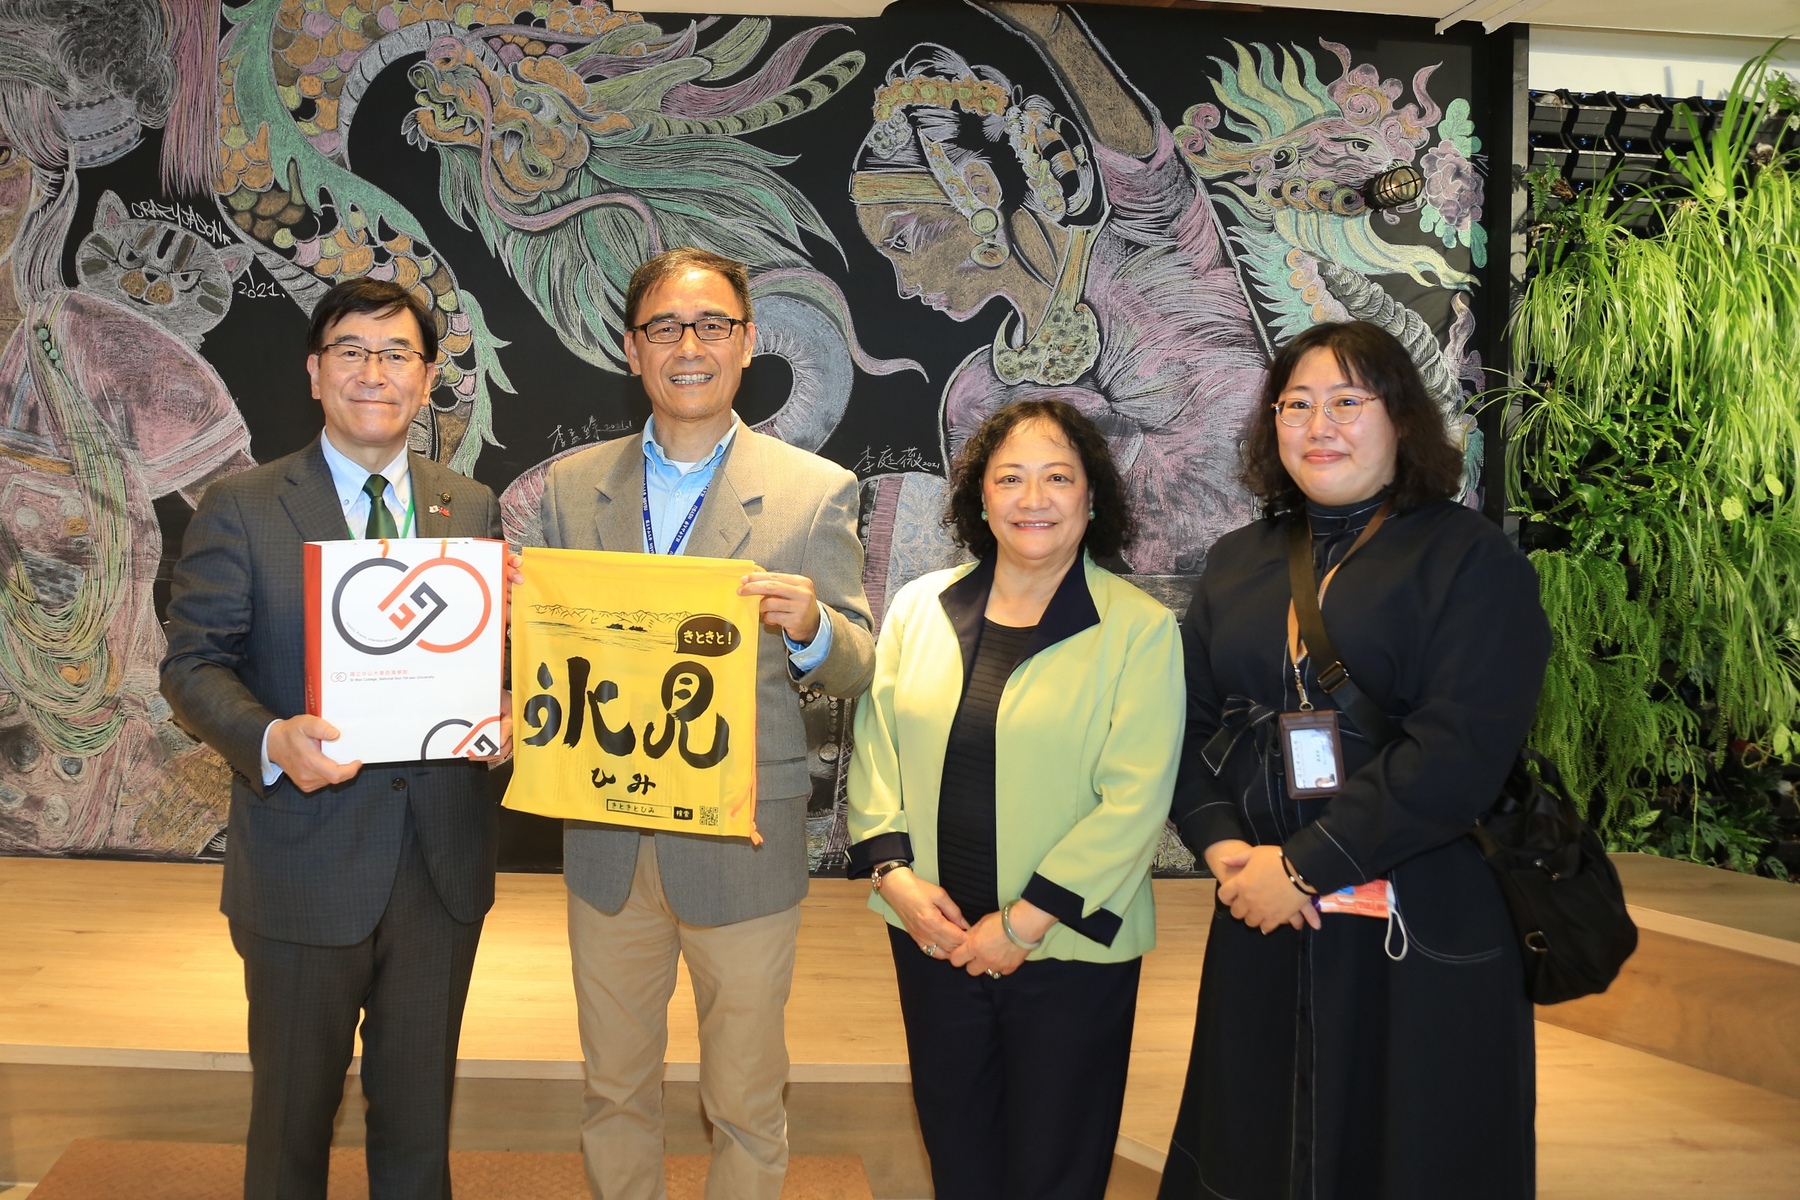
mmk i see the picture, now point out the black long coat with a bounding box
[1158,498,1551,1200]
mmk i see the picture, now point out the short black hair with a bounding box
[624,247,753,328]
[307,277,439,363]
[944,399,1134,559]
[1240,321,1463,516]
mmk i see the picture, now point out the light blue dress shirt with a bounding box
[642,415,832,673]
[320,433,414,537]
[261,434,416,784]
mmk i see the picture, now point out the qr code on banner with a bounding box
[700,808,718,828]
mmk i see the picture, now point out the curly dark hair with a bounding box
[1240,321,1464,516]
[944,400,1134,559]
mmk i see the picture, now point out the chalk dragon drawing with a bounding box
[393,9,924,539]
[218,0,914,484]
[1177,39,1488,488]
[215,0,520,470]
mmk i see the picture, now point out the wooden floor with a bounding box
[3,858,1799,1196]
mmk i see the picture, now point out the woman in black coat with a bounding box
[1157,321,1551,1200]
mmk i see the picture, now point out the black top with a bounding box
[936,618,1037,921]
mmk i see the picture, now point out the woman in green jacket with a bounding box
[848,399,1184,1200]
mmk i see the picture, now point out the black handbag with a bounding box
[1468,750,1638,1004]
[1286,514,1638,1005]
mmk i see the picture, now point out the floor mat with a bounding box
[29,1140,873,1199]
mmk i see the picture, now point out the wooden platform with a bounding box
[2,855,1799,1197]
[1539,854,1800,1099]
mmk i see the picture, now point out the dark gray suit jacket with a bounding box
[538,425,875,926]
[160,439,503,946]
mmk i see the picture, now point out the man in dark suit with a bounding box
[160,278,507,1199]
[533,248,875,1199]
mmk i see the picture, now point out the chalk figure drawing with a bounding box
[854,5,1484,600]
[841,3,1485,870]
[0,0,254,855]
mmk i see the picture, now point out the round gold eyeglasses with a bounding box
[1273,395,1381,427]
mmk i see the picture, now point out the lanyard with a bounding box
[642,467,708,556]
[1285,501,1391,705]
[349,492,415,539]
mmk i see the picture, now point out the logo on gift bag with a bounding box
[420,715,505,759]
[331,551,494,656]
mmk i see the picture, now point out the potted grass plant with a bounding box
[1504,49,1800,877]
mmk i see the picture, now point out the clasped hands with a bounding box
[880,869,1056,977]
[1206,840,1323,934]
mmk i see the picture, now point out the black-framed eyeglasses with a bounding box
[1273,394,1381,427]
[628,317,747,344]
[321,343,429,371]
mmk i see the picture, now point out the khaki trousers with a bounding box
[568,835,801,1200]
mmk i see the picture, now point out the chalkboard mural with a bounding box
[0,0,1506,870]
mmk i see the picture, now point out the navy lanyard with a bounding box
[642,468,707,556]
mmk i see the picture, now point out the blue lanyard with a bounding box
[643,468,708,556]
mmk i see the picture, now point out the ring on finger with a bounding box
[986,969,1001,979]
[922,943,939,956]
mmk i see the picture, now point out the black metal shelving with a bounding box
[1524,88,1797,232]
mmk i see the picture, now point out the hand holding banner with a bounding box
[504,547,761,838]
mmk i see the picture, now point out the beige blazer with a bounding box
[538,423,875,925]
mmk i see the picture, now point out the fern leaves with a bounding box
[1508,50,1800,836]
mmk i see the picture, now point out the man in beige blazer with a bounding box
[534,247,875,1200]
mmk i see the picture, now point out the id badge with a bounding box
[1279,709,1345,798]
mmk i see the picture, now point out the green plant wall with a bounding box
[1506,53,1800,875]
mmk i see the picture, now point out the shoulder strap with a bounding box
[1286,507,1401,748]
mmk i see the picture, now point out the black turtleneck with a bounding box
[1305,493,1389,566]
[1290,493,1390,710]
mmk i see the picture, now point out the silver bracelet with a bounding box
[1001,901,1045,950]
[869,860,911,891]
[1281,853,1318,896]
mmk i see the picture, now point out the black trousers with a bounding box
[230,814,484,1200]
[887,923,1141,1200]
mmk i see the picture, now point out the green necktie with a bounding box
[363,474,398,539]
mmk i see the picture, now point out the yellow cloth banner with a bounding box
[503,547,760,837]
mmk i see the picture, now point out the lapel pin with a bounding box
[429,491,452,516]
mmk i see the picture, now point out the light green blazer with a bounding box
[847,554,1184,962]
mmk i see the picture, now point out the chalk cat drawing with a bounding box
[76,192,251,347]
